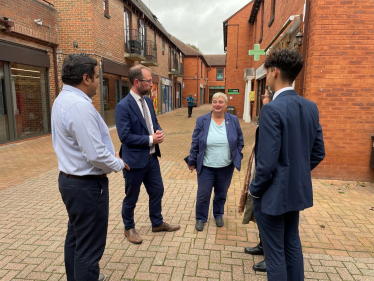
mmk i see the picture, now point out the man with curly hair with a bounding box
[249,49,325,280]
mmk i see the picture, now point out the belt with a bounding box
[60,171,107,179]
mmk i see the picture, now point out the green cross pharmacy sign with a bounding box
[248,44,265,61]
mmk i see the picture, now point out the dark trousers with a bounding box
[196,164,235,222]
[188,106,193,117]
[122,155,164,230]
[59,173,109,281]
[253,197,304,281]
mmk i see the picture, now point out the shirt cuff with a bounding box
[149,135,153,146]
[248,190,260,199]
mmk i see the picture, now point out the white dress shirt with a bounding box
[52,85,124,175]
[130,91,156,154]
[272,86,294,100]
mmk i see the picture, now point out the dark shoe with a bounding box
[244,244,264,255]
[98,273,106,281]
[215,217,224,227]
[195,220,204,231]
[253,260,266,272]
[152,222,180,232]
[124,228,142,244]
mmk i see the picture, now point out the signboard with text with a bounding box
[228,89,239,95]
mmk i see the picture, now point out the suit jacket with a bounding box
[115,93,162,169]
[188,112,244,175]
[249,89,325,216]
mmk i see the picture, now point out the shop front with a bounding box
[161,77,172,113]
[209,86,225,103]
[101,59,130,127]
[0,42,51,144]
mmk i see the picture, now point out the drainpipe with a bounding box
[196,56,199,106]
[99,62,105,118]
[53,46,59,96]
[299,0,310,96]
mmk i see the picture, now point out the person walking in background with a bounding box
[186,94,195,117]
[115,65,180,245]
[239,85,274,273]
[188,92,244,231]
[52,53,129,281]
[249,49,325,280]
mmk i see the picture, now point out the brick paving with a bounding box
[0,104,373,281]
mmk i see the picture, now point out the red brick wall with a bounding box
[182,56,207,107]
[225,2,253,117]
[304,0,374,182]
[0,0,58,111]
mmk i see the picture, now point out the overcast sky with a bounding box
[141,0,251,54]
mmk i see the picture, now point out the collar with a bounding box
[62,84,92,103]
[130,90,143,102]
[272,87,294,100]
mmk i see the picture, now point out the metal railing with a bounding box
[170,58,179,72]
[124,29,144,55]
[144,40,157,62]
[178,62,184,76]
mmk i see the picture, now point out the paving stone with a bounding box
[0,105,373,280]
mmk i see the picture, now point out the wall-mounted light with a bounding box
[73,41,78,48]
[296,31,303,47]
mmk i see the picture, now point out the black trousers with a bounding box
[59,173,109,281]
[188,106,193,117]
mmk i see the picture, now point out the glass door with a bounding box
[0,62,9,142]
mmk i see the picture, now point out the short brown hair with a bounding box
[129,65,152,85]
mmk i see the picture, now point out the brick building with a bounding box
[204,54,226,104]
[224,0,374,181]
[0,0,184,144]
[0,0,58,144]
[171,35,209,107]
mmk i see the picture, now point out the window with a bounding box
[268,0,276,27]
[259,0,264,43]
[216,68,224,81]
[154,32,156,44]
[138,19,145,56]
[124,9,130,45]
[201,61,203,77]
[168,47,171,70]
[103,0,110,18]
[162,40,165,55]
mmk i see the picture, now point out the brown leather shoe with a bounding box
[124,228,142,244]
[152,222,180,232]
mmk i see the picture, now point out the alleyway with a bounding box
[0,105,373,280]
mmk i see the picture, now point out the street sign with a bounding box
[249,44,265,61]
[228,89,239,95]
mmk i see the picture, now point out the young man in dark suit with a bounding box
[249,49,325,280]
[115,65,180,244]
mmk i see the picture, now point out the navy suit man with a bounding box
[115,65,180,244]
[249,49,325,280]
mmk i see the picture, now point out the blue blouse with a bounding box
[203,118,232,168]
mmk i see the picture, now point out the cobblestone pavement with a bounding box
[0,105,373,281]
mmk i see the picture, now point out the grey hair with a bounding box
[129,64,152,85]
[212,92,227,103]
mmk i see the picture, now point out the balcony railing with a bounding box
[124,29,145,60]
[177,62,183,77]
[144,40,157,64]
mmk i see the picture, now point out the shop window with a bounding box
[268,0,276,27]
[10,63,50,140]
[216,68,224,81]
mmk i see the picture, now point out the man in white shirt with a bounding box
[52,53,129,281]
[115,65,180,244]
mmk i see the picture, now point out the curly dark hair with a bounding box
[61,53,98,86]
[264,49,304,83]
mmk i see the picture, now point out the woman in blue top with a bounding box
[188,92,244,231]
